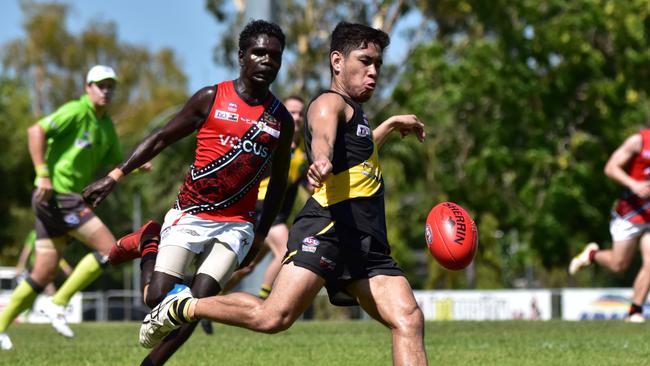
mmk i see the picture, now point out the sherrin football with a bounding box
[425,202,478,270]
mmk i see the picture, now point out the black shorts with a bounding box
[284,215,404,306]
[32,191,96,239]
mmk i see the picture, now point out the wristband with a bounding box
[35,164,49,178]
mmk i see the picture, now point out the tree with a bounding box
[384,0,650,288]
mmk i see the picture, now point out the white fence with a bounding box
[0,266,645,322]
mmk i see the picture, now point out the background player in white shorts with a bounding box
[570,128,650,323]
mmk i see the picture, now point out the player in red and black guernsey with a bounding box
[83,20,293,365]
[140,22,429,366]
[570,128,650,323]
[221,96,311,300]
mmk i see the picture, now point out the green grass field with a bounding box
[2,320,649,365]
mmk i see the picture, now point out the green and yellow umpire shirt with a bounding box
[35,94,123,193]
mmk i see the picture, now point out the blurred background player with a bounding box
[570,128,650,323]
[0,65,150,350]
[139,21,428,365]
[82,20,293,366]
[222,95,311,299]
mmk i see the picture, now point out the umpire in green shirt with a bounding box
[0,65,132,350]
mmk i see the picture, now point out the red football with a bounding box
[425,202,478,270]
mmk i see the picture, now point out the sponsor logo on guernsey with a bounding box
[356,124,371,138]
[642,150,650,159]
[74,131,92,149]
[257,121,280,138]
[362,113,369,125]
[218,134,270,157]
[64,213,80,225]
[227,102,238,112]
[302,236,320,253]
[215,109,239,122]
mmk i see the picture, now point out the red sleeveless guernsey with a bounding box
[614,129,650,223]
[174,80,286,222]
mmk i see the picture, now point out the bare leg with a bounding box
[631,233,650,306]
[30,242,63,286]
[192,264,324,333]
[346,276,428,366]
[261,224,289,288]
[69,217,115,256]
[593,238,636,273]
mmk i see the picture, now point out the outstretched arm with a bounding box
[372,114,426,149]
[83,86,217,207]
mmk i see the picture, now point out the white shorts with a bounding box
[155,209,254,284]
[610,215,650,242]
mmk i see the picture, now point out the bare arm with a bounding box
[372,114,426,149]
[239,112,294,268]
[27,124,53,202]
[305,93,347,188]
[604,133,650,198]
[83,86,216,207]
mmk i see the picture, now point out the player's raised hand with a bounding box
[307,158,332,188]
[389,114,426,142]
[82,176,117,207]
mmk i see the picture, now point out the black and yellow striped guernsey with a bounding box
[297,90,388,245]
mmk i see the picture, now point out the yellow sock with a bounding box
[0,280,39,332]
[52,253,103,306]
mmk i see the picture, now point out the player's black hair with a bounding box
[329,22,390,57]
[239,19,286,51]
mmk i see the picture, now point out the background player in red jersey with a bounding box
[570,129,650,323]
[83,20,294,365]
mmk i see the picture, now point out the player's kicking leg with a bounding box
[140,263,324,347]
